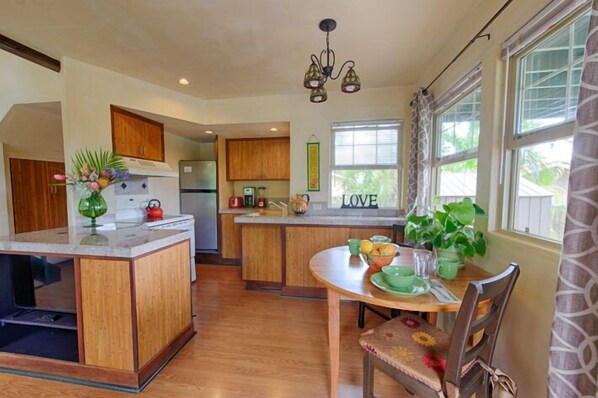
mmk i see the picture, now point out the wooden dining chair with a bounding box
[359,263,520,398]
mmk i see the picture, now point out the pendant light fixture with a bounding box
[304,19,361,103]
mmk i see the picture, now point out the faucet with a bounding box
[270,202,288,217]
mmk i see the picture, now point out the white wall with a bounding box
[417,0,561,396]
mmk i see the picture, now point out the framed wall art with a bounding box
[307,139,320,191]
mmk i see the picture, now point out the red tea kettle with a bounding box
[146,199,164,220]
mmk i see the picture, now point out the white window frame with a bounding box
[502,4,590,242]
[431,66,482,200]
[329,119,403,209]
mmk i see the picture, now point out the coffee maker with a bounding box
[243,187,256,207]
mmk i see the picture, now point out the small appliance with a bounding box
[145,199,164,220]
[243,187,256,207]
[229,196,243,208]
[257,187,267,208]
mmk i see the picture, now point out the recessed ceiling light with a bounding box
[270,127,278,132]
[205,130,214,134]
[179,78,189,85]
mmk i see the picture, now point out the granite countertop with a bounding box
[0,224,191,258]
[234,211,405,227]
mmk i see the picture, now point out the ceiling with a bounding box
[0,0,481,100]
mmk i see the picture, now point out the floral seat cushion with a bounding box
[359,314,451,393]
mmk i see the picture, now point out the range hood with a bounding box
[121,157,178,177]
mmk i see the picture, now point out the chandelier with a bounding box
[303,19,361,103]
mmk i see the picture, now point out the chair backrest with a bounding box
[391,224,413,248]
[442,263,520,395]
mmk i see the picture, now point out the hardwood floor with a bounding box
[0,265,408,397]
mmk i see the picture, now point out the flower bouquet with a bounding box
[54,149,129,227]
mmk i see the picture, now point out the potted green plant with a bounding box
[404,197,487,268]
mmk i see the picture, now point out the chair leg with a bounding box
[390,308,401,318]
[358,301,366,328]
[363,352,374,398]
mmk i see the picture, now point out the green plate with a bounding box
[370,273,431,297]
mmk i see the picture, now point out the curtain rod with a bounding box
[417,0,514,98]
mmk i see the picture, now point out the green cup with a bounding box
[437,260,459,281]
[348,239,361,256]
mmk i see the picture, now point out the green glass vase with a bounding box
[78,191,107,228]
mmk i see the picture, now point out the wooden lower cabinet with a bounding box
[241,224,283,284]
[284,226,391,295]
[220,214,242,260]
[0,240,194,392]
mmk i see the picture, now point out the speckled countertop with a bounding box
[219,208,258,214]
[234,211,405,227]
[0,224,191,258]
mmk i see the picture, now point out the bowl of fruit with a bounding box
[359,240,401,272]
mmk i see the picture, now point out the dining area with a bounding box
[309,237,519,398]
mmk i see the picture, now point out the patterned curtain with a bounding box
[407,88,433,214]
[548,3,598,397]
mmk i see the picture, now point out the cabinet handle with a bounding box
[142,146,147,155]
[286,232,291,241]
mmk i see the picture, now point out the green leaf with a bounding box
[407,214,427,224]
[450,200,475,225]
[475,238,487,256]
[462,245,476,258]
[445,219,457,233]
[473,203,486,216]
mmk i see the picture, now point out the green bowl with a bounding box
[381,265,415,290]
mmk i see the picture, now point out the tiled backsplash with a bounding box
[115,177,149,196]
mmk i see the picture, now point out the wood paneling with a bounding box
[226,137,290,181]
[111,105,164,162]
[221,214,242,259]
[79,258,134,371]
[134,242,192,367]
[10,158,67,233]
[284,226,392,290]
[241,224,283,282]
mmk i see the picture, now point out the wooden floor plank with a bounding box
[0,265,408,397]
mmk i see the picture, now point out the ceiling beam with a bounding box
[0,34,60,72]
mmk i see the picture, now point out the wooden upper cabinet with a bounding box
[226,137,290,181]
[110,105,164,162]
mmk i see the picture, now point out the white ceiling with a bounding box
[0,0,481,100]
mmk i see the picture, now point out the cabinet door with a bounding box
[226,139,252,180]
[10,158,68,233]
[262,138,290,180]
[111,105,164,161]
[221,214,241,259]
[241,224,282,282]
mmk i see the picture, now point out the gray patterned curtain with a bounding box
[548,3,598,397]
[407,89,433,214]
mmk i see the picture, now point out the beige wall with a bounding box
[206,86,414,207]
[417,0,560,396]
[0,50,63,235]
[60,57,209,224]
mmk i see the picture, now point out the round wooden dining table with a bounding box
[309,245,492,398]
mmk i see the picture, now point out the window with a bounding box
[505,9,590,241]
[433,72,482,206]
[330,120,402,208]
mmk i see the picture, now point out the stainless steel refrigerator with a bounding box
[180,160,218,252]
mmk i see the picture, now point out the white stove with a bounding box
[116,208,196,282]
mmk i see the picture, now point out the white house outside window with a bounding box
[504,8,590,241]
[330,120,402,208]
[432,69,482,205]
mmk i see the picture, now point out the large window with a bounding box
[433,77,481,205]
[505,9,590,241]
[330,120,402,208]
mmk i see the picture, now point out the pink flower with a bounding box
[422,354,445,373]
[401,317,421,329]
[53,174,66,181]
[89,182,100,191]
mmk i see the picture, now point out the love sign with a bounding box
[340,194,379,209]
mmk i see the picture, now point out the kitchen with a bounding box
[0,1,593,397]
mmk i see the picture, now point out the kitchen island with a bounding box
[234,211,405,297]
[0,225,194,392]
